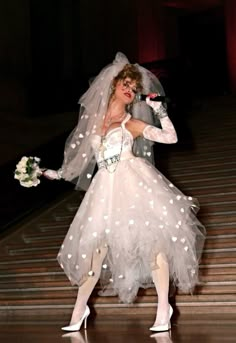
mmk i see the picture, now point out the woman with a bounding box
[44,53,205,332]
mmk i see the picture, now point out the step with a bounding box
[168,155,235,169]
[0,291,236,316]
[37,223,71,232]
[2,226,236,254]
[172,169,236,182]
[1,226,236,255]
[4,236,236,254]
[21,229,234,243]
[200,203,236,213]
[5,241,236,256]
[3,259,236,278]
[205,222,236,230]
[0,261,235,280]
[197,192,236,204]
[204,239,236,250]
[0,256,235,273]
[0,300,236,316]
[1,284,236,302]
[169,158,236,172]
[170,162,236,177]
[1,246,235,261]
[1,273,236,291]
[178,185,236,196]
[205,228,236,235]
[202,256,236,265]
[176,176,236,189]
[199,214,236,224]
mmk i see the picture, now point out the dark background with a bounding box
[0,0,234,232]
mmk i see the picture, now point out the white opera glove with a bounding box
[143,118,177,144]
[146,94,168,119]
[43,168,63,180]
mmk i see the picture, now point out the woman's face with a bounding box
[114,77,137,104]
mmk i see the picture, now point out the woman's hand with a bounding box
[43,169,62,180]
[146,93,162,113]
[146,93,168,118]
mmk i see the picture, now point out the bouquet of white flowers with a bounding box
[14,156,43,188]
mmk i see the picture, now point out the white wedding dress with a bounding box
[57,114,205,303]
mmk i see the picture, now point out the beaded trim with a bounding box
[98,154,121,169]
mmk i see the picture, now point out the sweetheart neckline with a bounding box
[105,126,122,137]
[94,125,134,141]
[101,113,132,138]
[102,126,134,140]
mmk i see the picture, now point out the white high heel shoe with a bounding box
[61,306,90,331]
[149,305,173,332]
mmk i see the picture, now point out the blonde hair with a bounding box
[112,64,143,93]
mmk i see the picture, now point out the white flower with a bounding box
[20,167,27,173]
[20,180,33,188]
[16,162,25,170]
[14,173,22,180]
[14,156,42,188]
[21,156,28,163]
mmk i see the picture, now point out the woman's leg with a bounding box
[70,245,108,324]
[151,252,170,326]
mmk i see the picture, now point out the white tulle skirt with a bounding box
[57,157,206,303]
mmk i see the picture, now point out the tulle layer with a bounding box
[57,157,206,303]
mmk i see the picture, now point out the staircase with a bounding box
[0,96,236,317]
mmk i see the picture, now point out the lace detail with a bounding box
[153,103,168,118]
[142,117,177,144]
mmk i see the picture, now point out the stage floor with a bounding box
[0,313,235,343]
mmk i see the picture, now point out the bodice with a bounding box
[90,115,134,163]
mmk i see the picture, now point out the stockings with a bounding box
[152,252,170,326]
[69,248,170,326]
[70,246,108,325]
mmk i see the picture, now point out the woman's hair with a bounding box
[112,64,143,92]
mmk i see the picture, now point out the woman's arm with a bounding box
[43,168,63,180]
[142,116,178,144]
[127,94,177,144]
[127,103,177,144]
